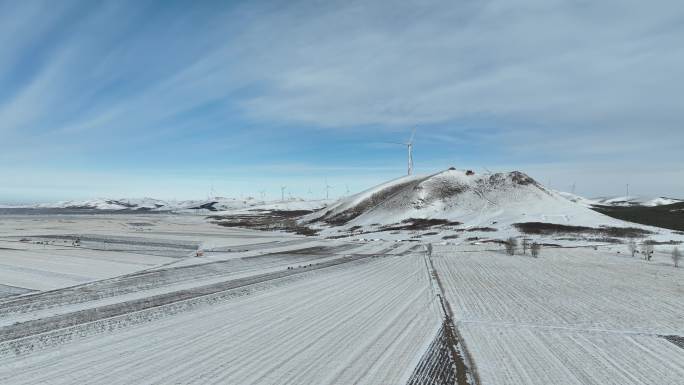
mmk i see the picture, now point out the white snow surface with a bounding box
[0,254,442,385]
[433,244,684,385]
[1,210,683,384]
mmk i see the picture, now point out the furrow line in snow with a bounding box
[0,254,374,356]
[421,245,479,385]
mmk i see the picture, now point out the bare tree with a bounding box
[673,247,681,268]
[522,238,529,255]
[627,239,637,257]
[641,243,654,261]
[505,237,517,256]
[530,242,541,258]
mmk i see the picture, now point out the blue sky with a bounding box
[1,0,683,203]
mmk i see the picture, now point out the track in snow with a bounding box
[0,253,370,345]
[0,246,353,319]
[0,253,442,385]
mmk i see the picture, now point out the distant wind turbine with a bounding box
[325,179,333,200]
[387,128,416,175]
[280,186,287,201]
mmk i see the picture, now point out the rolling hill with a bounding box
[302,168,674,242]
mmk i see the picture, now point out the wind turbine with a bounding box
[259,190,266,200]
[209,183,217,200]
[325,179,333,200]
[387,128,416,175]
[280,186,287,201]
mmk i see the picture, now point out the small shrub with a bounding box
[425,243,433,257]
[641,243,654,261]
[514,222,652,238]
[530,242,541,258]
[673,247,681,268]
[628,239,637,257]
[505,237,517,255]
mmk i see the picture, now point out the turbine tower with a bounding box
[388,128,416,175]
[407,128,415,176]
[280,186,287,201]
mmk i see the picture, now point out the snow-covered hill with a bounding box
[305,169,616,228]
[302,169,677,242]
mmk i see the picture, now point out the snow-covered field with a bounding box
[432,244,684,385]
[0,213,301,291]
[0,212,452,384]
[1,202,683,384]
[0,238,442,384]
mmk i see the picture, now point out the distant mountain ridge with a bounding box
[10,197,330,213]
[557,192,683,207]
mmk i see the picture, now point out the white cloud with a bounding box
[226,0,684,136]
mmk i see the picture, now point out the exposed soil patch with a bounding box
[509,171,537,186]
[127,222,154,227]
[555,237,623,244]
[466,227,497,232]
[643,240,682,245]
[188,202,219,211]
[209,210,319,236]
[407,325,457,385]
[592,202,684,231]
[380,218,462,232]
[514,222,653,238]
[270,210,314,218]
[662,335,684,350]
[480,239,507,245]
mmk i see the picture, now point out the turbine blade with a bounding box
[408,127,416,143]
